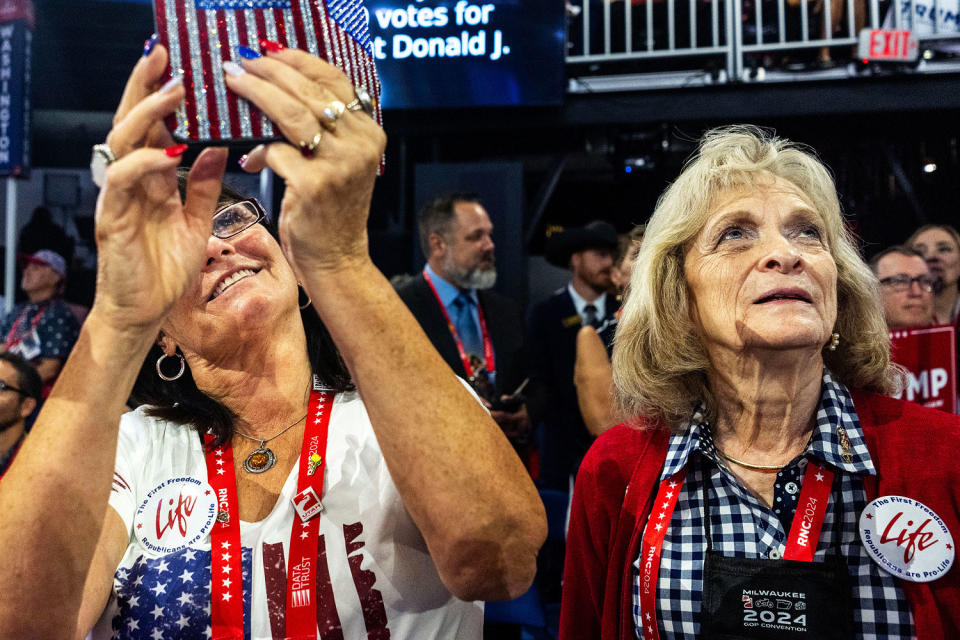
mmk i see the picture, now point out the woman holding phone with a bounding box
[0,41,545,638]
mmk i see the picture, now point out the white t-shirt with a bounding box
[92,391,483,639]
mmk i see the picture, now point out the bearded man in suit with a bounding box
[397,193,530,449]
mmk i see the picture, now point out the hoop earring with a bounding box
[298,283,312,310]
[156,353,185,381]
[827,332,840,352]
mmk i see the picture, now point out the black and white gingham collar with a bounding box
[661,369,875,480]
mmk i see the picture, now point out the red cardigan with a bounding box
[559,391,960,640]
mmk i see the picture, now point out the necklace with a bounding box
[234,412,308,474]
[714,448,789,471]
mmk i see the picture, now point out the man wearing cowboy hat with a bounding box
[526,220,619,491]
[0,250,81,395]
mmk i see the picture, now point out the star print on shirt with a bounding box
[111,547,252,639]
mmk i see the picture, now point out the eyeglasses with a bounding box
[879,274,935,292]
[211,199,266,239]
[0,379,26,395]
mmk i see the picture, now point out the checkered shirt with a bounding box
[632,370,914,639]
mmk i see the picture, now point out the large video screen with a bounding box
[367,0,566,109]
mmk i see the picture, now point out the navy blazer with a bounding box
[525,287,619,489]
[396,274,527,401]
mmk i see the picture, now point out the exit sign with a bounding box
[858,28,919,62]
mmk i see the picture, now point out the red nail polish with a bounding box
[164,144,189,157]
[238,154,249,168]
[258,38,285,53]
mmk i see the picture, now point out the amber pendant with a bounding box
[243,443,277,474]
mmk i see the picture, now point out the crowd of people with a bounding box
[0,30,957,640]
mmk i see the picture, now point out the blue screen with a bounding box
[367,0,566,109]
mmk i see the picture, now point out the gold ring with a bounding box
[298,132,323,158]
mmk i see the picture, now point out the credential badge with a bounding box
[859,495,954,582]
[134,477,218,554]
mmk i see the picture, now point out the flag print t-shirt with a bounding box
[92,391,482,639]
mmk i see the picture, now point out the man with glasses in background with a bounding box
[0,352,42,480]
[870,245,936,329]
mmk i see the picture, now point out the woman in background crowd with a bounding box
[561,126,960,639]
[908,224,960,325]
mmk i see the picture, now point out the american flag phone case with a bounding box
[153,0,381,146]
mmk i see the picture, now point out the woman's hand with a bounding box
[92,45,228,334]
[227,48,386,277]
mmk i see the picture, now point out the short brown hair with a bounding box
[867,245,926,273]
[416,192,481,259]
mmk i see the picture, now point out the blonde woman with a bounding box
[907,224,960,325]
[560,126,960,640]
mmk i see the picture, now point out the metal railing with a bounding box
[565,0,960,89]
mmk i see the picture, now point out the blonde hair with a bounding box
[612,125,897,430]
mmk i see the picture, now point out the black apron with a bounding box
[699,462,855,640]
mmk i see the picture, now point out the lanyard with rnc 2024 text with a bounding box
[204,382,334,640]
[422,268,496,380]
[637,460,834,640]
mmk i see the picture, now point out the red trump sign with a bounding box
[889,325,957,414]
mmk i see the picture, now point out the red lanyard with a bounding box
[4,302,47,350]
[782,462,834,561]
[638,460,834,640]
[203,385,334,640]
[422,268,495,379]
[637,469,686,640]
